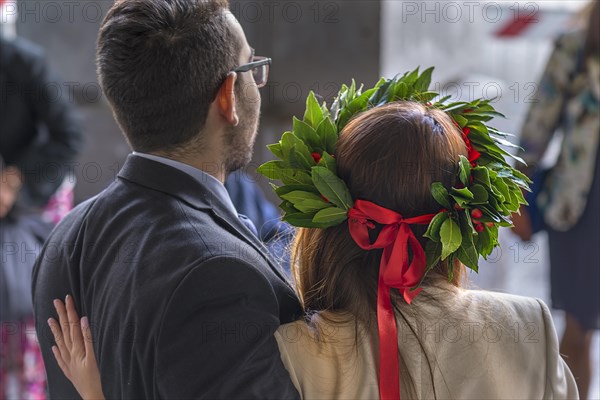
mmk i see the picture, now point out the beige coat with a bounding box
[275,283,578,399]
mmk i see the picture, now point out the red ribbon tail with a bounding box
[377,272,401,400]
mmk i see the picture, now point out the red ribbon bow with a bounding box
[348,200,437,400]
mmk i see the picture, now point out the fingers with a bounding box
[66,295,84,355]
[48,317,70,362]
[51,344,72,380]
[54,298,73,350]
[49,296,97,387]
[81,316,98,363]
[48,317,72,380]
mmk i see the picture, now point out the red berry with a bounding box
[311,152,322,164]
[454,203,463,211]
[475,224,485,232]
[320,194,329,203]
[471,208,483,219]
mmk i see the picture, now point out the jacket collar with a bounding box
[117,154,291,283]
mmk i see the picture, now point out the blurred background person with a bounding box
[0,4,84,396]
[513,2,599,398]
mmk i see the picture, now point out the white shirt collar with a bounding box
[133,152,238,215]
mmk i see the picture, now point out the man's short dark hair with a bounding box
[97,0,237,152]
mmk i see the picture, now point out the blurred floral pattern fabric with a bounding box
[0,319,47,399]
[519,30,600,231]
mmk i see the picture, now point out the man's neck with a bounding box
[149,151,226,183]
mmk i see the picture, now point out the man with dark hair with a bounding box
[32,0,302,398]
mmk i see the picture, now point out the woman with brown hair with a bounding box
[47,80,578,398]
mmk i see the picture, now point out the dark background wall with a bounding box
[14,0,380,203]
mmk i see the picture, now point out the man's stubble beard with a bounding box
[223,84,261,175]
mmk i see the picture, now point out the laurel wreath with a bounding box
[257,67,531,276]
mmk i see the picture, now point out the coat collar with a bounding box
[117,154,291,284]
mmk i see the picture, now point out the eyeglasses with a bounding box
[232,56,271,88]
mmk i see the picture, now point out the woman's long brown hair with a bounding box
[291,101,468,326]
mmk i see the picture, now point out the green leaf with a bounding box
[280,169,313,186]
[337,108,354,131]
[266,143,283,159]
[369,79,392,105]
[458,155,471,186]
[476,225,493,257]
[280,190,324,205]
[311,167,353,210]
[462,113,494,122]
[489,184,505,203]
[469,184,489,204]
[494,177,510,202]
[288,148,313,169]
[450,187,474,207]
[512,185,527,205]
[440,218,462,260]
[304,91,325,129]
[347,93,370,114]
[373,77,387,89]
[511,168,533,184]
[280,131,294,160]
[472,167,491,188]
[280,201,298,215]
[443,102,470,113]
[281,131,314,169]
[330,85,347,121]
[447,254,455,282]
[488,127,514,137]
[478,150,508,166]
[318,151,337,173]
[466,120,490,135]
[417,91,439,102]
[275,184,319,197]
[347,79,357,100]
[491,135,522,150]
[425,240,443,269]
[414,66,434,92]
[316,117,338,154]
[423,212,448,242]
[294,199,332,213]
[431,182,452,209]
[453,114,468,128]
[506,190,521,211]
[451,187,474,200]
[312,207,348,225]
[257,160,286,180]
[405,67,420,83]
[507,152,527,166]
[479,205,511,227]
[392,82,409,100]
[456,212,479,271]
[293,117,321,150]
[283,212,321,228]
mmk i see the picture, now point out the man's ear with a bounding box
[217,72,239,126]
